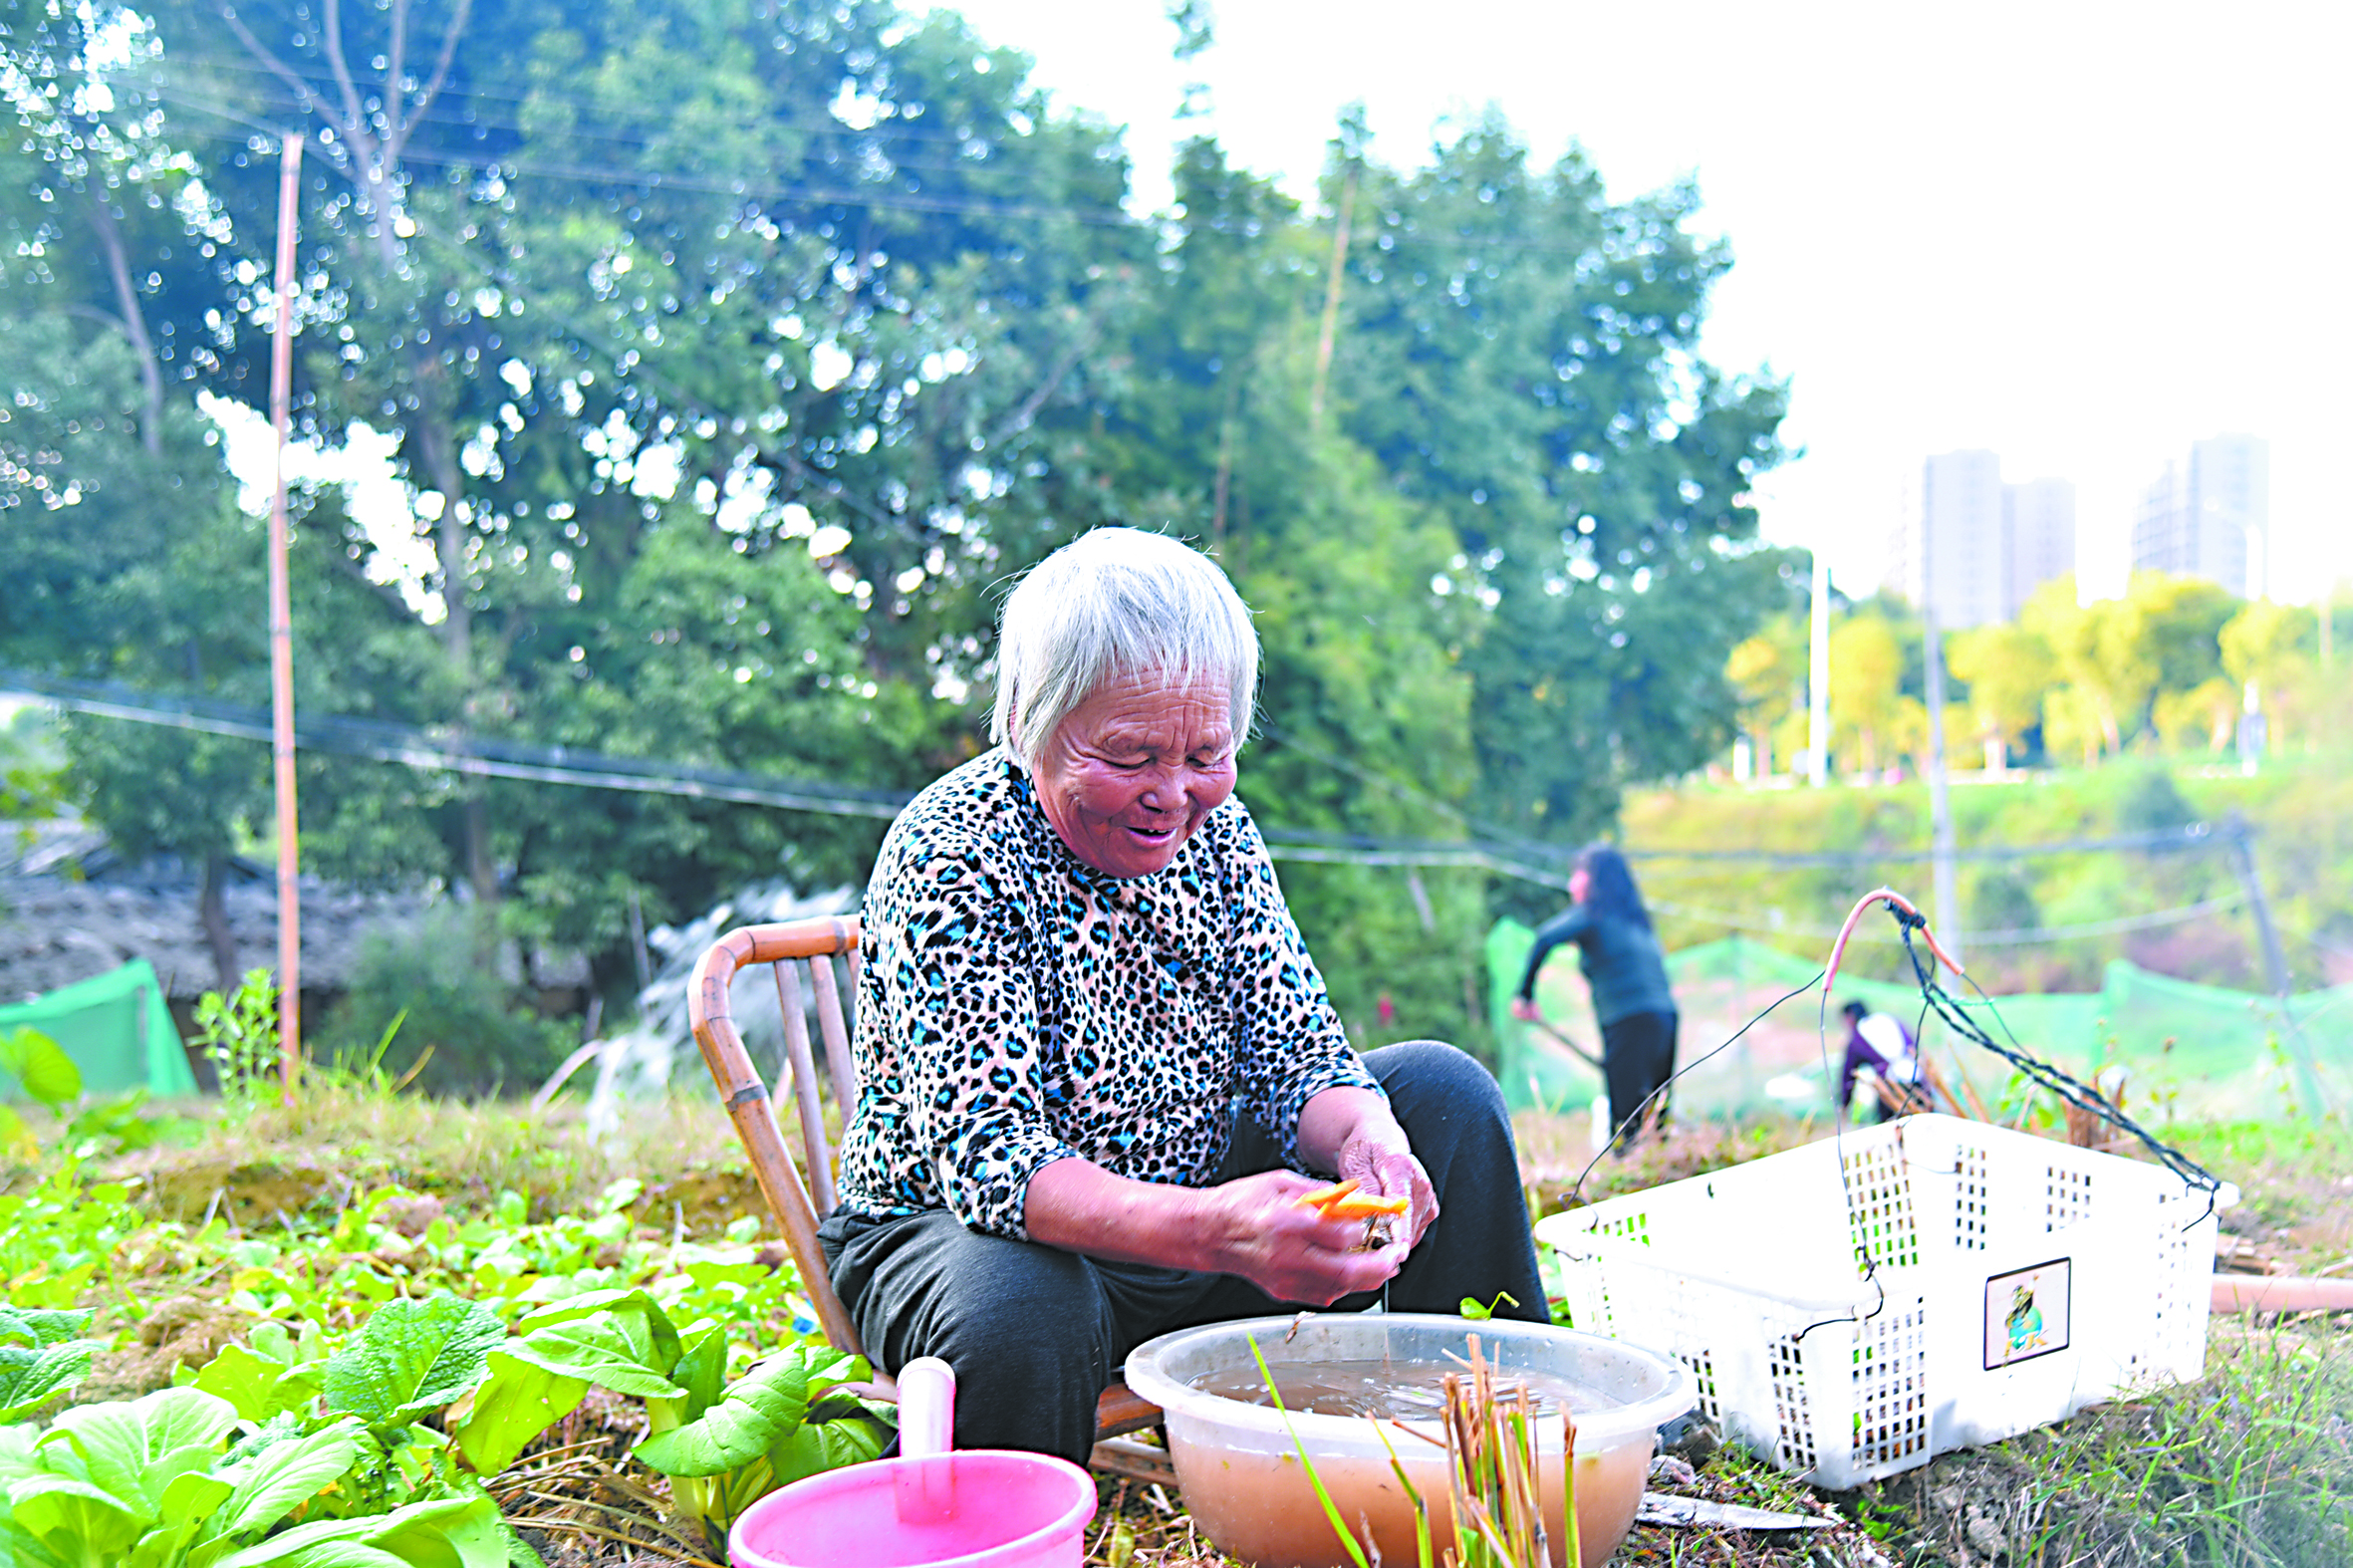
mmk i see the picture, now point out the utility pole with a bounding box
[1806,551,1832,785]
[1923,595,1961,964]
[2224,811,2323,1114]
[267,133,304,1106]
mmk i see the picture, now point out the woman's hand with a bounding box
[1510,996,1543,1023]
[1298,1086,1439,1252]
[1335,1133,1438,1249]
[1198,1170,1410,1305]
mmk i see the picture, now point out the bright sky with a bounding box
[944,0,2353,605]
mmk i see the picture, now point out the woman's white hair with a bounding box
[990,528,1257,767]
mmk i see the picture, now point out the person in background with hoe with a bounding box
[1510,845,1678,1151]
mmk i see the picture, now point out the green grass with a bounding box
[1866,1318,2353,1567]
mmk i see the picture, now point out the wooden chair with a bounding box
[688,915,1165,1445]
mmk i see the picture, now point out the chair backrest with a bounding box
[689,915,866,1356]
[690,914,1167,1442]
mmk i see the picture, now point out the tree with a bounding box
[1828,614,1903,776]
[2221,600,2314,750]
[1946,622,2054,771]
[2022,576,2133,758]
[1324,117,1791,873]
[2152,677,2237,755]
[8,0,1811,1055]
[3,3,381,984]
[1724,613,1804,777]
[139,0,1139,924]
[1038,133,1491,1047]
[1890,696,1974,780]
[2127,573,2236,705]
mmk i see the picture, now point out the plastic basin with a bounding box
[1125,1314,1693,1568]
[730,1358,1096,1568]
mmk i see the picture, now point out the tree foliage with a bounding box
[2,0,1796,1057]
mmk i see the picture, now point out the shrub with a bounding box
[316,908,572,1097]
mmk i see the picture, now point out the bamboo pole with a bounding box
[1307,166,1356,430]
[267,132,304,1107]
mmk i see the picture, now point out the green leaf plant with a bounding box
[632,1334,892,1549]
[2,1222,890,1563]
[0,1307,107,1425]
[0,1385,516,1568]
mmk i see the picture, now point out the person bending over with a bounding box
[1838,998,1924,1122]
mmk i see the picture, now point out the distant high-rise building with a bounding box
[1887,451,2070,628]
[2002,477,2075,618]
[1922,450,2006,629]
[2131,433,2269,597]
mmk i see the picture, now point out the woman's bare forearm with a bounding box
[1297,1085,1408,1173]
[1023,1157,1221,1270]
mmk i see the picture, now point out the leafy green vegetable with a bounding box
[630,1338,890,1550]
[318,1295,505,1429]
[0,1156,878,1567]
[206,1494,513,1568]
[633,1345,816,1477]
[0,1340,101,1424]
[7,1471,146,1565]
[769,1411,889,1487]
[0,1310,106,1424]
[502,1290,683,1398]
[0,1027,82,1116]
[191,1344,322,1428]
[0,1307,98,1349]
[38,1388,239,1521]
[452,1355,586,1478]
[193,1421,365,1556]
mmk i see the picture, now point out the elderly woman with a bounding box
[822,528,1544,1462]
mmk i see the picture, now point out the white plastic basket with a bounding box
[1532,1114,2233,1489]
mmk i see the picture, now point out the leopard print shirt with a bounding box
[834,747,1381,1241]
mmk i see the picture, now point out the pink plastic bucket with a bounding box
[729,1358,1097,1568]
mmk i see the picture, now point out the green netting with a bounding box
[1489,921,2349,1123]
[0,958,196,1099]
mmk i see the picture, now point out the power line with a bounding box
[0,669,2280,948]
[151,51,1045,151]
[1623,823,2228,869]
[143,57,1119,191]
[0,668,909,821]
[154,88,1140,231]
[1644,891,2247,947]
[0,670,1538,871]
[148,79,1630,263]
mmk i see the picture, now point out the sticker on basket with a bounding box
[1983,1258,2070,1370]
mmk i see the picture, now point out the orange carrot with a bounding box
[1294,1178,1360,1211]
[1326,1193,1410,1219]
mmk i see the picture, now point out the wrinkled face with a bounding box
[1569,867,1592,905]
[1030,667,1237,879]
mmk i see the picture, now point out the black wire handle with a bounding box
[1888,908,2225,1200]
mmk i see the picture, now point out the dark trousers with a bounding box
[1600,1009,1677,1149]
[817,1040,1546,1464]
